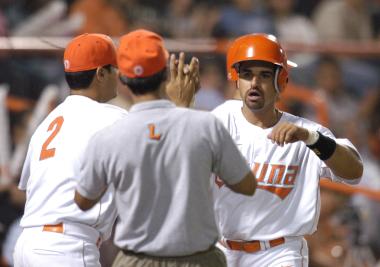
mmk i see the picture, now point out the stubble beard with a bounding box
[244,92,264,112]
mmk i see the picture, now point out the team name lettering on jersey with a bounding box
[148,124,161,140]
[215,162,299,200]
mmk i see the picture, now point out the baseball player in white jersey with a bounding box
[74,29,257,267]
[211,33,364,267]
[13,33,128,267]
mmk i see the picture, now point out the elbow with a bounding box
[339,162,364,180]
[76,202,91,211]
[248,178,257,196]
[351,163,364,180]
[227,172,257,196]
[242,177,257,196]
[74,191,93,211]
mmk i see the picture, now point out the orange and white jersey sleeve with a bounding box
[19,95,127,240]
[211,100,362,241]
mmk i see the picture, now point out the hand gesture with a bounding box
[267,122,309,146]
[166,52,200,107]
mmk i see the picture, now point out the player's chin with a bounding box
[245,99,264,111]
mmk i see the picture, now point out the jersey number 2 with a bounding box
[39,116,64,161]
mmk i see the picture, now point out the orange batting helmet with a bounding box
[226,33,297,92]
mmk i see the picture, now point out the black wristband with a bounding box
[306,131,337,160]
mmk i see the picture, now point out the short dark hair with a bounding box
[119,68,167,95]
[65,64,113,90]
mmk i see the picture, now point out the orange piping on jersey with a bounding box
[148,124,161,140]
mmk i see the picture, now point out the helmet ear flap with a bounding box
[277,67,288,92]
[228,66,239,81]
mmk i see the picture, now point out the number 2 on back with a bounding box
[39,116,64,161]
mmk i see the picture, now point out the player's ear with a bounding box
[95,66,106,81]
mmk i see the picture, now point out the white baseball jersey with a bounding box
[19,95,127,240]
[212,100,361,241]
[76,100,251,257]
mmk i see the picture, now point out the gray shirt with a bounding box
[76,100,250,256]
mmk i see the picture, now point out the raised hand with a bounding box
[166,52,200,107]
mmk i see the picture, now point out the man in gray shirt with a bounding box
[74,29,257,267]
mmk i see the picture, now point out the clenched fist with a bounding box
[267,122,309,146]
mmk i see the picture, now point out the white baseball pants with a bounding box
[13,226,100,267]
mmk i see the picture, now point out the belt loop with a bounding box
[220,237,228,248]
[262,240,270,250]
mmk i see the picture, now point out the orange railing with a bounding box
[0,37,380,56]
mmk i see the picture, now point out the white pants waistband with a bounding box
[23,222,101,244]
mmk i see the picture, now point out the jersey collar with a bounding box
[129,99,175,113]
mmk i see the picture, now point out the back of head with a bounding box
[117,29,169,95]
[64,33,117,90]
[226,33,297,92]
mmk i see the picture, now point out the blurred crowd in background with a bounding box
[0,0,380,266]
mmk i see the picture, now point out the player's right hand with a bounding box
[267,122,309,146]
[165,52,200,107]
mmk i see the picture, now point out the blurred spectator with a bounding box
[313,56,359,140]
[0,184,25,267]
[0,110,29,267]
[11,0,68,36]
[293,0,321,17]
[306,187,349,267]
[115,0,160,32]
[351,90,380,264]
[306,0,380,98]
[161,0,219,38]
[161,0,196,37]
[2,217,21,266]
[370,0,380,39]
[0,10,7,36]
[212,0,276,37]
[194,59,225,110]
[69,0,129,36]
[313,0,373,42]
[190,3,221,37]
[268,0,318,67]
[0,0,67,103]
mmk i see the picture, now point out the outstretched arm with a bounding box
[267,122,363,180]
